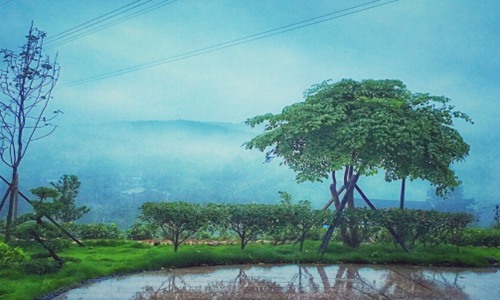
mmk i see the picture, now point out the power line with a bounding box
[0,0,14,7]
[46,0,146,42]
[46,0,179,49]
[63,0,400,87]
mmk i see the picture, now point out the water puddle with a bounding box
[53,264,499,299]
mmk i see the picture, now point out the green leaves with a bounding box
[245,78,471,195]
[140,202,210,252]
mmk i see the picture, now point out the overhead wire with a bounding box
[46,0,146,42]
[62,0,400,87]
[46,0,179,49]
[0,0,13,7]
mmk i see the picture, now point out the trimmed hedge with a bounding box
[460,228,500,247]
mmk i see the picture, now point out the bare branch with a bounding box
[0,24,60,165]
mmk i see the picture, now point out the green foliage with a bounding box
[329,209,474,250]
[140,202,210,252]
[223,203,274,249]
[11,188,71,266]
[22,258,61,275]
[51,175,89,222]
[245,78,471,195]
[0,220,5,236]
[0,241,29,268]
[287,201,329,251]
[460,228,500,247]
[267,192,328,251]
[126,223,157,240]
[75,223,122,240]
[29,187,60,202]
[265,204,293,245]
[338,208,382,248]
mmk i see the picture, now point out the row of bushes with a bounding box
[46,202,494,252]
[3,204,498,254]
[335,208,475,250]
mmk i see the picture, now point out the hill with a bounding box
[0,120,494,228]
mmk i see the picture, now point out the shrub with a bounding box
[126,223,157,240]
[331,209,474,250]
[460,228,500,247]
[339,208,382,247]
[0,241,29,268]
[76,223,122,239]
[23,258,61,274]
[0,220,5,236]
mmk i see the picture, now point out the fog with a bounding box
[0,1,498,227]
[0,119,494,228]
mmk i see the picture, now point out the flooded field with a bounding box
[54,264,500,300]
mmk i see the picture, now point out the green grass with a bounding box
[1,240,499,300]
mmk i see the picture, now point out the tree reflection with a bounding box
[134,265,471,300]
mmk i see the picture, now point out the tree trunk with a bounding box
[174,231,179,252]
[355,184,409,252]
[0,186,10,213]
[323,171,346,211]
[319,172,360,254]
[299,232,306,252]
[5,170,19,242]
[330,171,340,210]
[32,229,63,266]
[340,166,360,248]
[240,232,246,249]
[399,177,406,210]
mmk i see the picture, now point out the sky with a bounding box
[0,0,499,202]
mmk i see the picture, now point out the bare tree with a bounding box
[0,23,61,241]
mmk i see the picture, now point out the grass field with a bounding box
[1,240,499,300]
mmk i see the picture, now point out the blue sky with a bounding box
[1,0,499,202]
[1,0,498,129]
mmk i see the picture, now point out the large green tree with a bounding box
[245,79,471,252]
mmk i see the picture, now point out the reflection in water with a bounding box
[129,265,493,300]
[54,264,499,300]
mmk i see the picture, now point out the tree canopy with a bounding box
[245,79,471,196]
[51,175,89,223]
[140,201,209,252]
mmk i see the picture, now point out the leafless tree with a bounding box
[0,22,61,241]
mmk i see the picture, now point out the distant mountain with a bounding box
[1,120,494,228]
[1,120,329,227]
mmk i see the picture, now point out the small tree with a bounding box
[0,23,61,241]
[224,204,272,249]
[267,194,294,245]
[288,201,329,252]
[51,175,89,222]
[13,187,66,267]
[140,202,208,252]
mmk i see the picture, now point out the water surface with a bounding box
[54,264,500,300]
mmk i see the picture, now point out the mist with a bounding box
[0,1,498,228]
[0,118,494,228]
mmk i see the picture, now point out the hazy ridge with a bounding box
[1,120,495,227]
